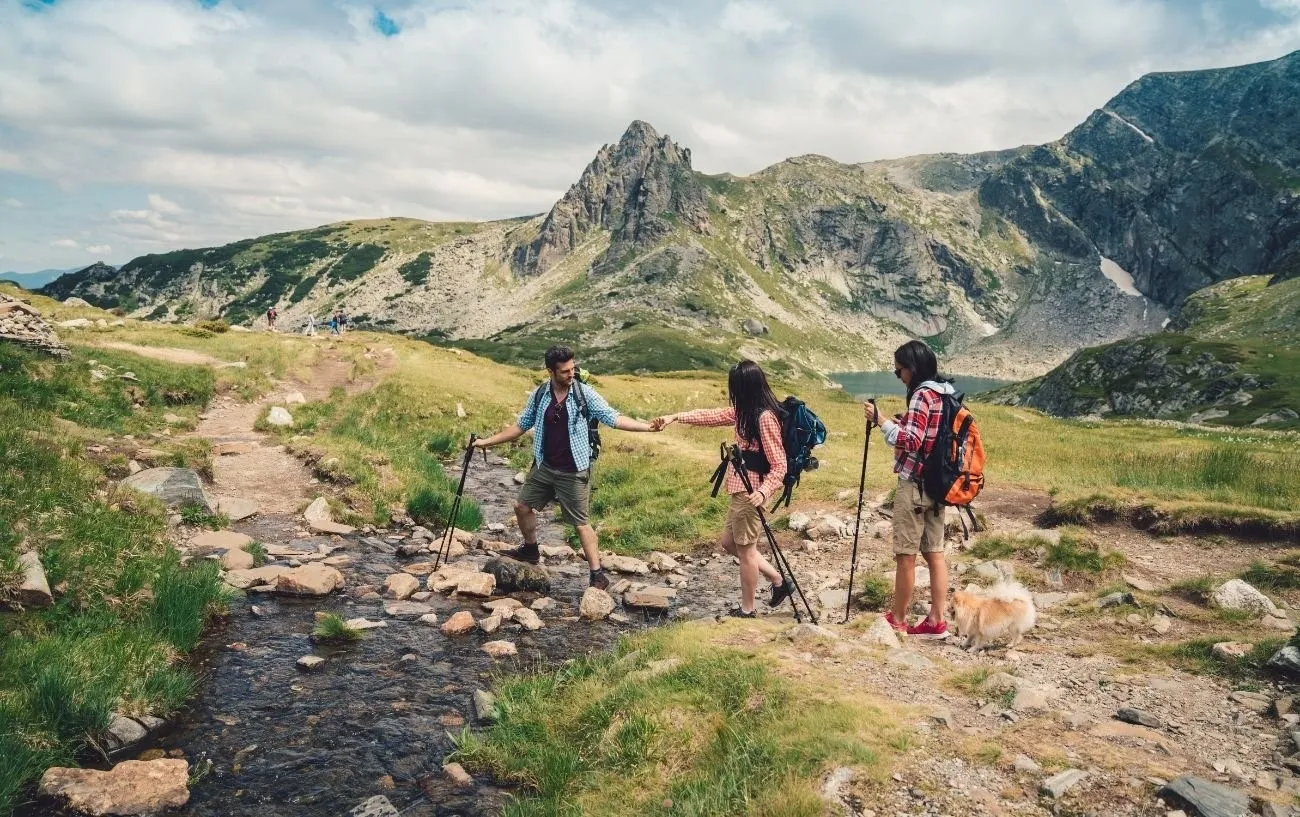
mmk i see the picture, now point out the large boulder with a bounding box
[484,556,551,593]
[39,759,189,815]
[119,468,215,513]
[1158,776,1250,817]
[1212,579,1277,615]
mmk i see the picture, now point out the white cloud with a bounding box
[86,244,112,254]
[2,198,22,208]
[0,0,1297,269]
[51,238,79,249]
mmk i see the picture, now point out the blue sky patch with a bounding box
[371,7,400,37]
[198,0,221,8]
[21,0,58,11]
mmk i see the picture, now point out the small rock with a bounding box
[482,598,524,613]
[513,608,545,631]
[647,551,680,572]
[350,795,401,817]
[283,391,306,404]
[1033,592,1071,610]
[1096,591,1137,609]
[624,590,671,611]
[383,573,421,600]
[1212,579,1277,615]
[220,548,254,570]
[443,761,473,788]
[787,623,840,643]
[5,551,54,609]
[930,709,955,730]
[513,471,526,484]
[343,618,387,631]
[601,553,651,575]
[1039,769,1087,799]
[274,563,344,596]
[531,597,556,611]
[216,497,259,521]
[39,759,190,815]
[885,649,933,671]
[478,614,503,634]
[417,613,439,626]
[1116,708,1163,729]
[579,587,615,620]
[266,406,294,427]
[484,556,550,593]
[1269,645,1300,677]
[1228,690,1272,713]
[383,601,435,620]
[297,655,326,672]
[860,616,902,648]
[481,640,517,659]
[472,689,498,723]
[188,529,254,554]
[539,545,574,560]
[441,611,477,635]
[454,572,497,597]
[1151,614,1172,635]
[1014,754,1041,774]
[1012,686,1059,712]
[1212,641,1253,660]
[787,511,811,532]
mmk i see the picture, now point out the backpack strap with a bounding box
[709,443,730,498]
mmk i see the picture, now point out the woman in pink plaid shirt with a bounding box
[656,361,796,617]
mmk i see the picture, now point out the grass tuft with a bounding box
[1240,560,1300,591]
[855,575,893,611]
[246,541,268,567]
[178,503,228,530]
[1042,529,1125,574]
[312,613,364,644]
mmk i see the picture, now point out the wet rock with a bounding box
[647,551,680,572]
[455,572,497,597]
[190,530,254,555]
[1158,775,1250,817]
[513,608,544,630]
[383,573,420,600]
[860,616,902,648]
[601,553,650,575]
[385,601,436,620]
[531,597,556,611]
[539,544,575,560]
[344,618,387,630]
[4,551,53,609]
[350,795,401,817]
[1213,579,1277,615]
[481,640,517,659]
[220,548,254,570]
[303,496,355,535]
[478,614,503,634]
[275,564,344,596]
[266,406,294,427]
[1116,708,1162,729]
[120,467,215,512]
[400,561,438,576]
[482,598,524,614]
[297,655,326,672]
[223,565,292,590]
[472,689,498,723]
[417,613,439,626]
[39,759,189,815]
[624,590,671,611]
[104,715,148,752]
[579,587,615,620]
[441,611,477,635]
[442,762,473,788]
[484,556,551,593]
[1039,769,1087,799]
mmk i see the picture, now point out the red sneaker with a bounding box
[906,618,949,639]
[883,611,907,634]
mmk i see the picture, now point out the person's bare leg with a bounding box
[737,543,761,612]
[514,500,538,545]
[576,524,601,571]
[892,554,916,624]
[923,551,947,624]
[719,527,737,557]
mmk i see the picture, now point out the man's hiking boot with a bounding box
[768,578,795,608]
[906,618,949,639]
[589,568,610,591]
[727,607,756,619]
[505,542,540,565]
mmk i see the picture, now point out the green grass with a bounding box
[406,485,484,532]
[854,575,893,611]
[1162,638,1287,680]
[968,534,1022,561]
[311,614,364,644]
[945,667,993,696]
[246,541,268,568]
[0,344,225,813]
[1169,575,1219,605]
[451,624,900,817]
[1042,529,1125,574]
[179,504,229,530]
[1240,559,1300,591]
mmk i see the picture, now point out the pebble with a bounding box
[297,655,325,672]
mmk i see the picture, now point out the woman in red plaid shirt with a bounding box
[656,361,796,617]
[864,340,956,639]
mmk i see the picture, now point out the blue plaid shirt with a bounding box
[517,383,620,472]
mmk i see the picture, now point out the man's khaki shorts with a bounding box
[892,476,946,556]
[726,493,762,548]
[518,465,591,527]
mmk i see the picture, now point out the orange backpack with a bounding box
[920,390,986,535]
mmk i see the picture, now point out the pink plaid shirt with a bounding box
[677,407,787,500]
[881,387,944,481]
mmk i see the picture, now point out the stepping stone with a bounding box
[1159,776,1250,817]
[481,640,517,659]
[384,601,435,620]
[350,795,400,817]
[216,496,259,521]
[297,655,325,671]
[189,530,253,554]
[482,598,523,613]
[1040,769,1087,799]
[440,611,476,635]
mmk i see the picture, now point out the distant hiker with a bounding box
[304,314,316,336]
[863,339,955,638]
[266,306,277,331]
[339,311,349,333]
[655,360,796,617]
[473,345,661,589]
[329,312,340,335]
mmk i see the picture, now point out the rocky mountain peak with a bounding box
[513,120,710,275]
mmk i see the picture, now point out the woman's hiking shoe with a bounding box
[728,608,756,618]
[768,578,795,608]
[884,611,908,634]
[589,569,610,591]
[505,543,540,565]
[906,618,949,639]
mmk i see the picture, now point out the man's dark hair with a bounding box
[544,345,575,371]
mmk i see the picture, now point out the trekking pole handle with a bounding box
[865,398,878,430]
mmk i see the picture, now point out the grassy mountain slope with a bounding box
[42,52,1300,379]
[992,275,1300,427]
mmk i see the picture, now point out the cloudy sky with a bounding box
[2,0,1299,272]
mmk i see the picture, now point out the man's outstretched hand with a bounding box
[650,414,678,431]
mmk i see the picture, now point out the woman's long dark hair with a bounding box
[728,360,783,443]
[894,340,944,402]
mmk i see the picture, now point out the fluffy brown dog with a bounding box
[951,581,1036,651]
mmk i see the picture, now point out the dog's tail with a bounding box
[987,580,1037,629]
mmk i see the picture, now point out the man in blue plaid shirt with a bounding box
[474,345,660,590]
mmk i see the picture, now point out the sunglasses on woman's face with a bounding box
[893,367,903,379]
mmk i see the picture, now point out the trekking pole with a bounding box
[727,445,818,624]
[844,399,875,624]
[434,433,479,571]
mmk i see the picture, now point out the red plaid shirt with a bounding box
[882,387,944,481]
[677,407,787,500]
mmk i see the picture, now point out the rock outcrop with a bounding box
[0,293,69,358]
